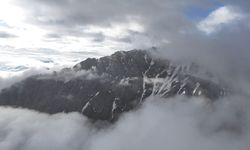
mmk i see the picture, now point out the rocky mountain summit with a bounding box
[0,50,226,121]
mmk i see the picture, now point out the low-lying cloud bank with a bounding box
[0,95,250,150]
[0,66,101,91]
[0,68,53,90]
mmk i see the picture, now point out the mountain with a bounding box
[0,50,226,121]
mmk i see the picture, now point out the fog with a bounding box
[0,95,250,150]
[0,68,54,90]
[1,1,250,149]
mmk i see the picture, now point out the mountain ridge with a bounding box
[0,49,226,121]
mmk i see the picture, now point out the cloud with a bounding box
[222,0,250,11]
[89,96,250,150]
[1,1,250,150]
[36,69,101,83]
[16,0,187,26]
[1,95,250,150]
[0,68,54,90]
[11,0,198,49]
[0,45,103,79]
[157,30,250,86]
[5,0,248,55]
[0,31,17,38]
[197,6,244,34]
[0,0,249,63]
[0,107,94,150]
[0,20,11,28]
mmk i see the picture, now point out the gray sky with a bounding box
[1,2,250,149]
[0,0,250,77]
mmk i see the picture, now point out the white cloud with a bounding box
[1,96,250,150]
[85,19,145,39]
[0,107,93,150]
[0,68,55,90]
[0,0,25,27]
[0,0,50,48]
[197,6,244,34]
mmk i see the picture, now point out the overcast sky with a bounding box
[1,2,250,149]
[0,0,250,77]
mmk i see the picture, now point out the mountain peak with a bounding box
[0,49,226,121]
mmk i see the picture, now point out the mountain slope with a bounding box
[0,50,226,121]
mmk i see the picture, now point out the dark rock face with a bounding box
[0,50,225,121]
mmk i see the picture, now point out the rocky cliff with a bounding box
[0,50,226,121]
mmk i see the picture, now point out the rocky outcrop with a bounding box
[0,50,226,121]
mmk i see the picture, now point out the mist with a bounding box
[0,94,250,150]
[0,68,54,90]
[1,0,250,149]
